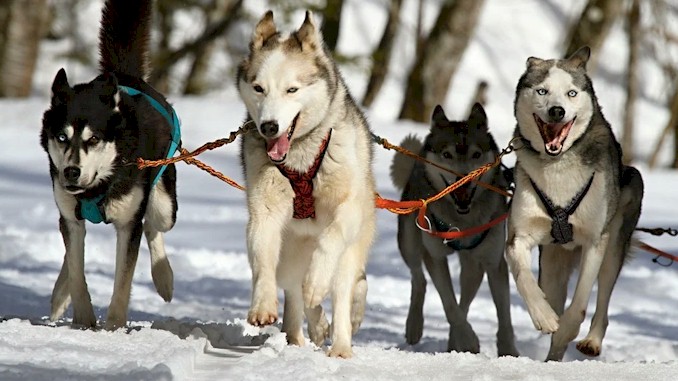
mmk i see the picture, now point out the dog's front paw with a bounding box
[576,338,601,357]
[248,299,279,326]
[72,308,97,329]
[303,273,331,308]
[327,343,353,359]
[527,299,559,334]
[308,314,330,347]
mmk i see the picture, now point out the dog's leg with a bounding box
[506,232,559,334]
[50,252,71,321]
[105,220,143,330]
[144,223,173,302]
[247,207,286,326]
[575,245,622,357]
[577,167,643,357]
[327,252,359,359]
[538,245,578,317]
[485,256,520,357]
[546,234,609,361]
[58,216,97,328]
[398,215,426,345]
[306,304,329,347]
[282,288,305,347]
[423,250,479,353]
[350,272,368,335]
[458,253,484,316]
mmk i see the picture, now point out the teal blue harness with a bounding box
[78,85,181,224]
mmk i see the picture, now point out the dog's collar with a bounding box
[76,85,181,224]
[276,129,332,219]
[429,212,489,250]
[77,193,107,224]
[530,173,595,244]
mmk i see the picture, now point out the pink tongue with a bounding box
[266,134,290,161]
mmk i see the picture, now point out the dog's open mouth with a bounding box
[65,185,85,194]
[442,175,475,215]
[266,113,300,164]
[533,114,576,156]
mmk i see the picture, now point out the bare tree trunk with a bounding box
[150,0,243,90]
[362,0,403,108]
[0,0,49,98]
[415,0,425,58]
[398,0,485,123]
[563,0,625,72]
[320,0,344,52]
[621,0,640,165]
[184,0,237,95]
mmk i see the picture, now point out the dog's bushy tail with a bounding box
[98,0,152,79]
[390,134,422,190]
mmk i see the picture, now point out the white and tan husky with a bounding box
[236,10,376,358]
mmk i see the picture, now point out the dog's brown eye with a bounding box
[472,151,481,159]
[253,85,264,93]
[442,151,453,159]
[287,87,298,94]
[89,136,100,145]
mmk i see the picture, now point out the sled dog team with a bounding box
[40,0,643,361]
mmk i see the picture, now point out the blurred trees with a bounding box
[0,0,49,97]
[398,0,486,123]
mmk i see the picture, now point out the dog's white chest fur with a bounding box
[513,153,608,244]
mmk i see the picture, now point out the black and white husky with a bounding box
[41,0,180,330]
[506,46,643,361]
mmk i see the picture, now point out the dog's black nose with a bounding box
[260,121,279,138]
[64,166,81,182]
[548,106,566,122]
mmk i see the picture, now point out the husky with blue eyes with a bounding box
[507,46,644,361]
[40,0,179,331]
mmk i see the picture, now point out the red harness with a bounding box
[276,130,332,219]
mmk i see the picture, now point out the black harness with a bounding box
[530,173,595,244]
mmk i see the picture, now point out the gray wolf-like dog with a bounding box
[391,103,518,356]
[41,0,179,330]
[506,46,643,361]
[237,10,376,358]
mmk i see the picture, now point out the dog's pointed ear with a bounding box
[297,10,322,52]
[526,56,544,68]
[252,10,277,49]
[431,105,448,128]
[468,102,488,132]
[566,46,591,69]
[51,68,71,106]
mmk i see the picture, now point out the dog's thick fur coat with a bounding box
[391,104,518,356]
[41,0,178,330]
[236,11,376,358]
[506,46,643,361]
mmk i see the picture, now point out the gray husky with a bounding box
[506,46,643,361]
[391,103,518,356]
[237,11,376,358]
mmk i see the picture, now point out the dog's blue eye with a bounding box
[567,90,578,97]
[253,85,264,93]
[536,88,547,95]
[287,87,298,94]
[56,132,68,143]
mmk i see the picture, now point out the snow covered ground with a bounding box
[1,0,677,380]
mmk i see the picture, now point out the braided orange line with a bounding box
[180,148,246,191]
[378,137,513,198]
